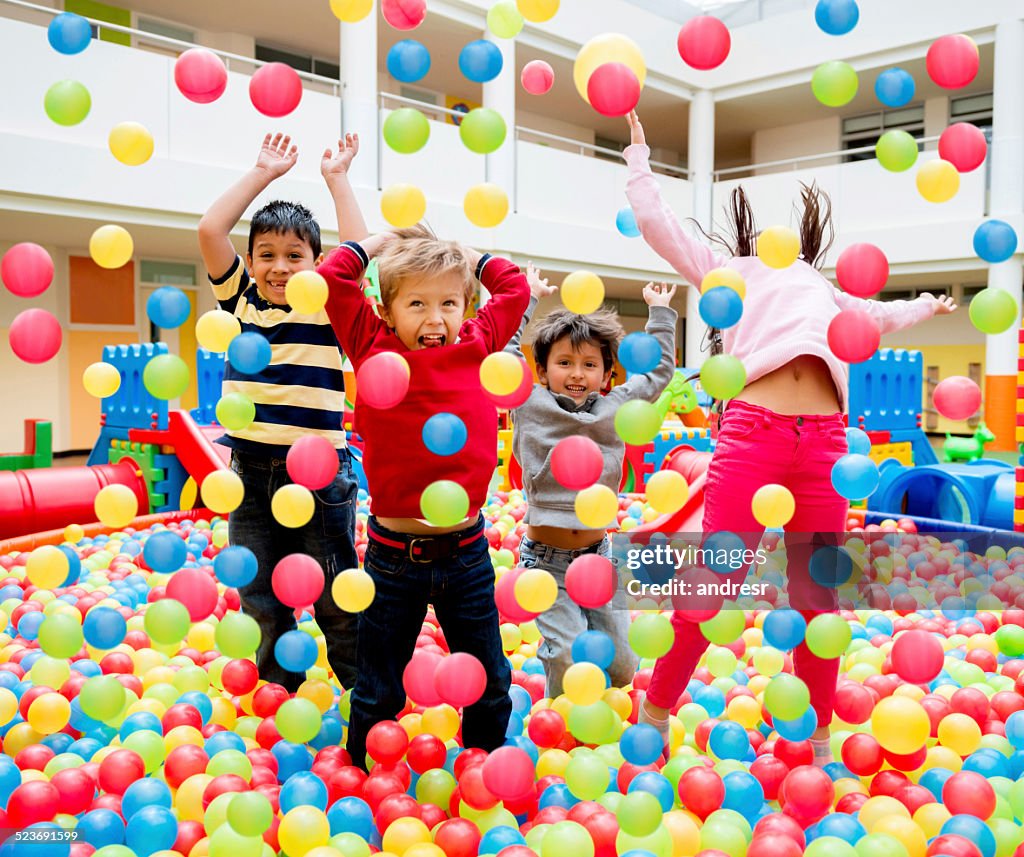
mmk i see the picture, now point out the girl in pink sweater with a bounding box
[624,111,956,763]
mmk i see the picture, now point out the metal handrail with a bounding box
[378,91,469,121]
[515,125,689,178]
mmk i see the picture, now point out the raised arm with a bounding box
[624,112,727,289]
[505,263,556,359]
[608,282,679,404]
[319,234,393,361]
[463,253,532,353]
[198,133,298,279]
[321,133,369,245]
[834,289,956,335]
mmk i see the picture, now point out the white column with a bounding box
[482,36,516,204]
[984,17,1024,449]
[687,89,715,369]
[339,5,379,190]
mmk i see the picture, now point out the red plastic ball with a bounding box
[362,771,405,813]
[676,15,731,70]
[163,702,204,733]
[891,629,944,683]
[774,738,814,770]
[527,708,566,749]
[174,820,206,857]
[927,834,983,857]
[376,792,421,831]
[2,243,54,297]
[753,813,806,849]
[942,770,996,819]
[835,243,889,299]
[748,835,803,857]
[550,436,603,491]
[174,48,228,104]
[367,720,410,765]
[97,749,145,795]
[678,766,724,820]
[565,553,617,609]
[52,767,96,816]
[434,652,486,709]
[328,766,368,804]
[933,376,982,421]
[495,568,541,623]
[166,567,219,621]
[521,60,554,95]
[9,308,62,364]
[749,755,788,802]
[826,309,881,363]
[202,773,250,809]
[586,62,641,118]
[7,780,60,827]
[481,746,535,801]
[356,351,411,409]
[271,553,325,608]
[939,122,987,172]
[459,763,499,810]
[926,34,979,89]
[780,765,833,822]
[249,62,303,118]
[221,658,260,696]
[433,818,481,857]
[287,435,340,491]
[833,682,876,724]
[403,651,444,707]
[406,733,447,774]
[382,0,426,30]
[841,733,884,776]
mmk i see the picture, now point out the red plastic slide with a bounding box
[131,410,229,483]
[632,447,712,535]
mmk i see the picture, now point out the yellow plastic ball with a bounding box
[271,484,315,528]
[382,817,432,855]
[329,0,372,22]
[83,362,122,398]
[94,484,139,528]
[0,688,18,726]
[913,803,952,839]
[331,568,376,612]
[464,183,509,228]
[751,484,795,528]
[421,704,460,742]
[646,470,689,515]
[517,0,558,21]
[177,773,214,822]
[279,806,330,857]
[90,225,134,269]
[27,693,71,734]
[381,184,427,228]
[916,159,960,203]
[574,33,646,104]
[64,524,85,543]
[563,662,606,706]
[201,470,245,514]
[109,121,154,166]
[480,351,525,396]
[196,310,241,353]
[700,267,746,299]
[514,568,558,613]
[285,271,329,315]
[26,545,70,590]
[871,696,929,754]
[873,815,926,857]
[937,712,982,756]
[561,271,605,314]
[574,484,618,528]
[756,226,801,269]
[859,795,910,832]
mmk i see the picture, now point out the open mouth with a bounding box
[419,334,446,348]
[565,384,587,396]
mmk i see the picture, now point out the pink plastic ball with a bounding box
[677,15,731,70]
[9,308,62,364]
[826,309,880,363]
[382,0,426,30]
[403,651,444,707]
[174,48,228,104]
[550,436,603,491]
[287,435,340,490]
[434,652,486,708]
[356,351,410,409]
[926,34,979,89]
[271,553,325,608]
[495,568,542,623]
[166,568,219,621]
[586,62,640,117]
[933,376,982,421]
[891,629,944,684]
[482,746,535,800]
[249,62,303,118]
[938,122,987,173]
[521,60,554,95]
[835,243,888,298]
[565,554,616,609]
[2,243,54,297]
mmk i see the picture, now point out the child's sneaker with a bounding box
[810,737,833,768]
[638,698,670,752]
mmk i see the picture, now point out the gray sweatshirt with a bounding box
[507,297,678,528]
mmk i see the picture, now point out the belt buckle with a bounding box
[408,538,434,563]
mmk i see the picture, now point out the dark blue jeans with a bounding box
[228,448,359,692]
[346,516,512,770]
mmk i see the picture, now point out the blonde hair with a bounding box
[376,224,475,308]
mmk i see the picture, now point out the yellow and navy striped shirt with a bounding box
[211,256,346,458]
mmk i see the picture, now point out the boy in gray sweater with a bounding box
[507,266,678,698]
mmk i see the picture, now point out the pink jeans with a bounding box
[646,400,849,726]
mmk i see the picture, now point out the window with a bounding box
[255,43,339,80]
[951,93,993,136]
[140,260,196,286]
[594,134,626,164]
[879,286,948,302]
[137,17,193,44]
[399,86,439,106]
[962,284,987,303]
[841,106,924,162]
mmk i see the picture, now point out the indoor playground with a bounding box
[2,1,1024,856]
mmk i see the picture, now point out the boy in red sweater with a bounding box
[319,170,529,768]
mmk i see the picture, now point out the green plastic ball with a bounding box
[143,354,190,400]
[614,399,663,445]
[144,598,191,645]
[565,751,611,800]
[805,613,853,658]
[275,697,322,744]
[419,480,470,527]
[383,107,431,154]
[700,354,746,401]
[540,820,594,857]
[763,672,811,721]
[699,610,745,645]
[78,674,126,722]
[37,613,84,659]
[44,80,91,126]
[216,392,256,431]
[969,287,1018,334]
[811,61,859,107]
[875,130,919,172]
[227,792,274,837]
[627,613,674,659]
[616,791,664,837]
[215,611,262,659]
[459,107,507,154]
[567,700,620,745]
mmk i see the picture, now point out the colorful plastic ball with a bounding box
[515,567,558,613]
[196,309,241,353]
[701,268,746,300]
[939,123,987,173]
[812,61,858,107]
[8,308,62,364]
[44,79,91,125]
[276,697,322,744]
[380,183,427,227]
[201,469,245,514]
[676,15,731,70]
[329,0,373,22]
[146,286,191,330]
[214,611,261,659]
[25,544,68,591]
[459,108,507,154]
[143,353,190,399]
[143,530,188,574]
[874,67,915,108]
[700,354,746,400]
[574,33,646,105]
[872,696,930,754]
[628,613,674,660]
[763,672,810,721]
[480,351,525,396]
[383,107,430,154]
[173,48,229,105]
[287,435,340,490]
[827,309,880,363]
[94,483,139,528]
[927,34,979,89]
[272,554,324,608]
[144,597,191,645]
[587,62,641,117]
[228,331,272,374]
[216,392,256,431]
[890,629,944,683]
[459,39,503,83]
[48,11,92,54]
[285,270,328,315]
[830,453,879,500]
[356,351,411,408]
[464,183,509,228]
[549,436,603,490]
[483,356,533,408]
[933,376,982,421]
[565,553,617,608]
[481,745,534,801]
[522,60,554,95]
[916,159,960,203]
[805,613,852,658]
[972,220,1017,264]
[387,39,431,83]
[646,469,689,514]
[331,568,375,613]
[488,0,524,38]
[214,545,258,588]
[619,332,661,375]
[836,243,889,298]
[814,0,859,35]
[38,613,83,660]
[90,224,134,269]
[279,805,330,857]
[614,400,663,445]
[382,0,427,30]
[751,484,795,528]
[614,206,641,238]
[757,226,800,269]
[517,0,558,22]
[227,791,274,836]
[968,287,1018,334]
[2,243,53,297]
[250,62,303,117]
[167,567,219,621]
[699,286,743,329]
[875,130,919,172]
[420,480,470,527]
[82,606,127,649]
[434,652,486,709]
[559,270,604,314]
[108,121,154,167]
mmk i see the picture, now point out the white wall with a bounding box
[751,116,841,171]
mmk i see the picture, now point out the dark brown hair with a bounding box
[530,307,624,374]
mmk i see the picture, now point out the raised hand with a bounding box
[255,133,298,180]
[361,232,397,259]
[626,111,646,147]
[321,133,360,181]
[643,281,677,307]
[525,262,557,299]
[922,293,958,315]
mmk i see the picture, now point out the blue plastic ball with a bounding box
[722,771,765,821]
[272,740,314,780]
[227,331,273,375]
[941,815,996,857]
[628,771,675,812]
[814,0,859,35]
[422,412,468,456]
[702,530,748,575]
[571,630,616,670]
[47,12,92,55]
[387,39,431,83]
[699,286,743,329]
[179,692,213,724]
[874,67,915,108]
[280,770,329,813]
[120,712,162,741]
[762,608,807,650]
[479,827,527,855]
[126,805,177,852]
[845,427,871,455]
[121,778,172,820]
[1007,710,1024,749]
[709,720,750,760]
[973,219,1018,264]
[620,723,664,767]
[205,730,246,756]
[275,629,319,673]
[774,707,818,742]
[830,453,880,500]
[146,286,192,329]
[618,332,662,375]
[327,796,375,839]
[815,812,866,844]
[214,545,258,588]
[74,809,125,849]
[142,530,188,573]
[56,545,82,587]
[459,39,503,83]
[616,207,641,238]
[809,545,854,588]
[509,684,533,716]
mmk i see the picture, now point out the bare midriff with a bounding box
[734,354,841,416]
[375,516,476,535]
[526,524,607,550]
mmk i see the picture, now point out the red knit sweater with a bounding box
[320,242,530,519]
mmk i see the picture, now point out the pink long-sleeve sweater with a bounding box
[624,143,939,412]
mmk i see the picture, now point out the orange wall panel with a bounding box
[70,256,134,326]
